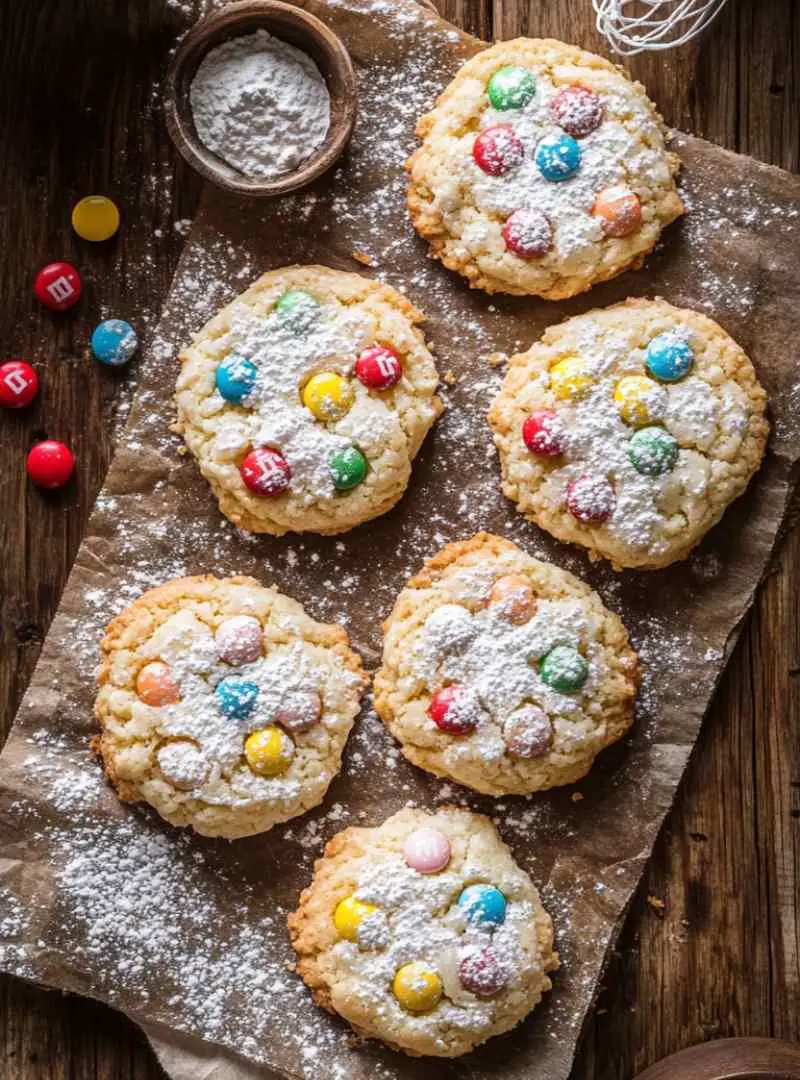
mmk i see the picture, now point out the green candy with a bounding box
[628,426,679,476]
[330,446,367,491]
[539,646,588,693]
[487,66,536,110]
[275,290,320,331]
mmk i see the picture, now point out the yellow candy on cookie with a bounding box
[333,896,377,941]
[302,371,354,422]
[392,961,443,1013]
[549,357,592,401]
[244,726,293,776]
[614,374,663,428]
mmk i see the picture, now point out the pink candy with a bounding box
[458,946,508,997]
[216,616,263,665]
[403,827,451,874]
[274,690,322,732]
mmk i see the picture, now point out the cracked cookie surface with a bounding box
[175,265,443,535]
[407,38,683,298]
[488,298,769,569]
[288,806,557,1057]
[373,533,638,795]
[94,575,367,838]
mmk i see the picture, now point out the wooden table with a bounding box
[0,1,797,1077]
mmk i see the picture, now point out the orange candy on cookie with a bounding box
[136,661,181,706]
[593,186,642,238]
[488,574,535,624]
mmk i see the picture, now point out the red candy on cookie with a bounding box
[429,684,480,735]
[240,447,291,497]
[549,86,603,139]
[522,409,563,457]
[566,474,616,523]
[355,345,402,390]
[473,124,524,177]
[502,209,553,259]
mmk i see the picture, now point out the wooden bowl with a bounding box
[165,0,357,197]
[634,1039,800,1080]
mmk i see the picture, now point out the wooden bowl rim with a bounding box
[634,1038,800,1080]
[165,0,357,197]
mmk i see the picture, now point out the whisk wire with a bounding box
[592,0,730,54]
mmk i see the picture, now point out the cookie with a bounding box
[175,266,443,535]
[373,534,638,795]
[94,575,367,839]
[288,806,557,1057]
[407,38,683,298]
[488,298,769,570]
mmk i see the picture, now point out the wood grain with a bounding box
[0,1,797,1078]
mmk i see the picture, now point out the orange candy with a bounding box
[489,574,536,625]
[136,661,180,706]
[593,186,642,238]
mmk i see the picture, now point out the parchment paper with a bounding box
[1,2,799,1079]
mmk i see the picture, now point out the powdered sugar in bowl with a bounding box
[166,0,357,197]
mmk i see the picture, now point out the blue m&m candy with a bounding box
[215,677,259,719]
[535,133,581,182]
[216,353,257,403]
[91,319,137,366]
[457,884,507,927]
[646,333,694,383]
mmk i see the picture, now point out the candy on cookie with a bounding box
[407,38,683,299]
[488,298,769,570]
[373,533,638,796]
[93,575,368,839]
[174,265,443,536]
[288,806,558,1057]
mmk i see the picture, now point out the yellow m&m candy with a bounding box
[334,895,377,941]
[549,357,592,401]
[392,962,443,1013]
[302,372,354,422]
[71,196,120,242]
[614,374,663,428]
[244,726,294,776]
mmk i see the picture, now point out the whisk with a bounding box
[592,0,730,55]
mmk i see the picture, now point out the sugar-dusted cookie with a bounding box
[288,806,557,1057]
[373,533,638,795]
[407,38,683,298]
[175,266,443,535]
[488,298,769,569]
[94,575,367,839]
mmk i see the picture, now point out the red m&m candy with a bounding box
[429,684,481,735]
[502,209,553,259]
[0,361,38,409]
[240,447,291,497]
[355,345,402,390]
[522,409,563,457]
[473,124,524,177]
[566,474,616,524]
[26,440,74,489]
[34,262,82,311]
[549,86,603,139]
